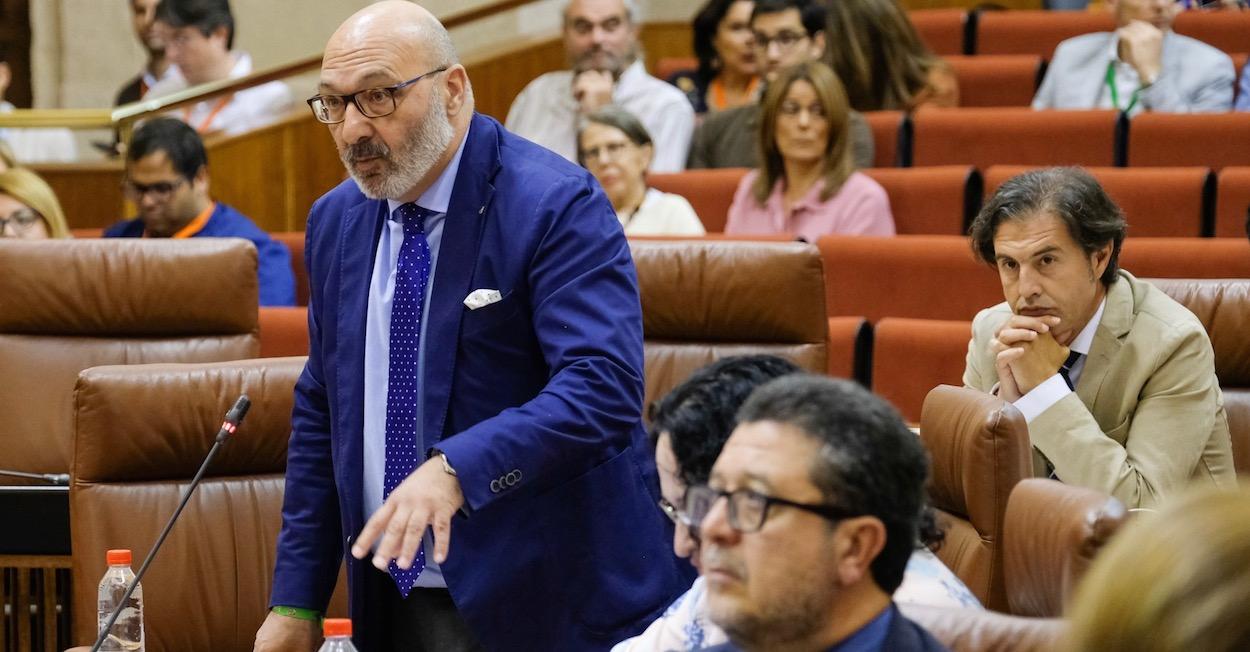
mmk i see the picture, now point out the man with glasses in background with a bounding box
[505,0,694,172]
[256,3,689,651]
[693,375,948,652]
[687,0,873,170]
[104,117,295,306]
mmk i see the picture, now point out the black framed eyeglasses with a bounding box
[684,484,860,533]
[306,66,449,124]
[0,208,43,235]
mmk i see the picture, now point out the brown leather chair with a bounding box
[271,231,308,307]
[630,240,828,413]
[0,239,260,482]
[920,385,1033,612]
[69,357,346,650]
[863,110,907,168]
[258,306,310,358]
[1215,166,1250,237]
[1173,10,1250,57]
[911,9,969,56]
[902,604,1065,652]
[1004,479,1128,618]
[1147,278,1250,475]
[1127,113,1250,171]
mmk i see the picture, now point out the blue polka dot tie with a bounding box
[384,202,432,596]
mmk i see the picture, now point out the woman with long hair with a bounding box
[671,0,759,114]
[0,167,71,239]
[725,61,893,241]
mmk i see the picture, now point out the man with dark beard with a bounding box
[115,0,180,106]
[505,0,694,172]
[254,2,690,652]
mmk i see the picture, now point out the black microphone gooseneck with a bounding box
[0,469,70,485]
[89,395,251,652]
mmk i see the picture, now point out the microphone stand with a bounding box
[90,395,250,652]
[0,469,70,485]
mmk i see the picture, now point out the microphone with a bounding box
[0,469,70,485]
[90,394,252,652]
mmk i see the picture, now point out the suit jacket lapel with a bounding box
[1082,34,1115,107]
[336,197,387,527]
[1077,272,1134,410]
[423,114,500,444]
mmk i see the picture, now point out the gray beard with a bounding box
[342,98,455,200]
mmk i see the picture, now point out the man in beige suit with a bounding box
[963,167,1234,509]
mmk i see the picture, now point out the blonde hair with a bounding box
[753,61,853,206]
[1066,485,1250,652]
[0,168,70,238]
[0,140,16,172]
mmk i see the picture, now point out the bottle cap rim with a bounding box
[323,618,352,637]
[106,549,132,565]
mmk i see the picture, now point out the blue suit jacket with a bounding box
[104,202,296,306]
[270,114,692,651]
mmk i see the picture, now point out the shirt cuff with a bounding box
[1013,374,1073,423]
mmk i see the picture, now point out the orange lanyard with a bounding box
[183,96,232,133]
[709,76,759,112]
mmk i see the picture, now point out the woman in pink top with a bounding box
[725,61,894,242]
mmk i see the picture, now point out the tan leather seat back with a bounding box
[1148,278,1250,474]
[920,385,1033,611]
[0,240,260,477]
[630,240,828,414]
[1004,479,1127,618]
[70,357,307,649]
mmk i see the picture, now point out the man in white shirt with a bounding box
[963,167,1234,508]
[147,0,292,136]
[505,0,694,172]
[1032,0,1233,114]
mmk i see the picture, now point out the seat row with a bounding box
[862,108,1250,171]
[911,8,1250,59]
[648,165,1250,238]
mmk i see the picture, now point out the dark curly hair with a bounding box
[648,355,801,486]
[737,375,941,593]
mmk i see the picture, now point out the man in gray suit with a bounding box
[1033,0,1233,114]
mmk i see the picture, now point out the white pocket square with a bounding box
[463,288,503,310]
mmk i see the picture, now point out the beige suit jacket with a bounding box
[964,270,1235,508]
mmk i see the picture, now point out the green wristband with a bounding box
[272,605,322,622]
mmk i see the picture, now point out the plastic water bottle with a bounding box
[97,549,144,651]
[318,618,359,651]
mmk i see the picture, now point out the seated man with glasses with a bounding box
[687,0,873,171]
[616,357,976,651]
[694,374,949,652]
[104,117,295,306]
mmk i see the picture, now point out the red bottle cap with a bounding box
[323,618,352,638]
[106,549,132,565]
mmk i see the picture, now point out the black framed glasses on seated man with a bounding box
[307,66,449,124]
[684,484,861,533]
[122,178,186,202]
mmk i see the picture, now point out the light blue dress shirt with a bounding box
[363,127,470,589]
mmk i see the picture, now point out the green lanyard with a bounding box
[1105,61,1142,114]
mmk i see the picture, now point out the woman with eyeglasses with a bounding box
[577,106,706,236]
[0,167,71,239]
[613,356,980,652]
[669,0,759,114]
[725,61,893,242]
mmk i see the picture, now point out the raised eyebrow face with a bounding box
[318,69,400,94]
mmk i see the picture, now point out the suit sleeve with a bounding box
[269,207,344,611]
[1236,62,1250,111]
[1027,322,1221,508]
[686,121,712,169]
[1141,51,1234,113]
[436,175,648,512]
[847,111,876,169]
[962,309,995,391]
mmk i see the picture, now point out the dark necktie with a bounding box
[383,202,433,596]
[1059,350,1082,391]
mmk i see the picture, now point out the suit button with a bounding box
[506,469,521,486]
[490,479,501,493]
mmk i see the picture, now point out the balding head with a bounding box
[316,1,474,203]
[327,1,458,73]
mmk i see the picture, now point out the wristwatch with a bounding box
[435,451,457,477]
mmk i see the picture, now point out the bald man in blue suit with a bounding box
[256,3,691,652]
